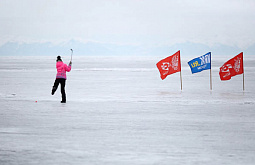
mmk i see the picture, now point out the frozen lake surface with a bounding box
[0,56,255,164]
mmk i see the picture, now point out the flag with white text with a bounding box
[219,52,244,81]
[156,50,181,80]
[188,52,211,74]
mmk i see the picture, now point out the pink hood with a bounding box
[56,61,71,79]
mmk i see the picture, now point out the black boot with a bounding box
[61,94,66,103]
[51,86,57,95]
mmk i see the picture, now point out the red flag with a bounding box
[219,52,244,81]
[156,50,181,80]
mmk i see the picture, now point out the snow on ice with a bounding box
[0,56,255,165]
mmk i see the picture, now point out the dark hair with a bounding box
[56,56,62,62]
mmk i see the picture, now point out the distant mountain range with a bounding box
[0,40,254,56]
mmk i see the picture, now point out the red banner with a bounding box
[156,50,181,80]
[219,52,244,81]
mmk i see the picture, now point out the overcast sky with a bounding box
[0,0,255,49]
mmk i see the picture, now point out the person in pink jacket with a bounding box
[51,56,72,103]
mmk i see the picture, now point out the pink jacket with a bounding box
[56,61,71,79]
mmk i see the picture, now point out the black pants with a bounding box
[52,78,66,102]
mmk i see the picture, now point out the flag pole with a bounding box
[179,50,182,91]
[210,52,212,90]
[180,71,183,91]
[243,52,245,91]
[210,69,212,90]
[243,72,245,91]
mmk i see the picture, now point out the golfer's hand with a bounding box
[69,61,72,66]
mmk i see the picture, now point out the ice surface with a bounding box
[0,56,255,165]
